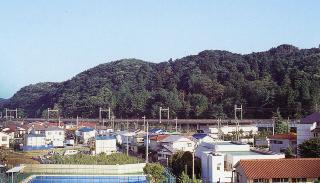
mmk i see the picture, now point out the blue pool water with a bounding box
[28,175,148,183]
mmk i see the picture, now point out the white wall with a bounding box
[25,136,46,147]
[95,139,117,155]
[297,123,316,145]
[45,130,65,147]
[0,132,10,148]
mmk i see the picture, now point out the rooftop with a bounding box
[96,136,116,140]
[301,112,320,124]
[235,158,320,179]
[46,126,64,131]
[78,127,95,132]
[268,133,297,140]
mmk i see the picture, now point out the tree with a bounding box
[298,138,320,158]
[179,171,202,183]
[284,146,294,158]
[273,108,289,134]
[143,163,166,183]
[170,151,201,179]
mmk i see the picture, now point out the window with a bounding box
[292,178,307,183]
[187,143,192,147]
[217,163,221,170]
[272,178,289,183]
[254,179,269,183]
[2,136,7,141]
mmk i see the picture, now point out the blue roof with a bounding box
[78,127,95,132]
[149,128,165,133]
[96,136,116,140]
[192,133,208,139]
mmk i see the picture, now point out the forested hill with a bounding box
[3,44,320,119]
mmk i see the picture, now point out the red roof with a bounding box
[268,133,296,140]
[235,158,320,179]
[149,134,169,141]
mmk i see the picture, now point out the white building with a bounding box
[297,112,320,146]
[158,135,195,160]
[45,126,65,147]
[24,134,46,149]
[0,132,10,148]
[196,141,285,183]
[76,127,96,144]
[207,125,258,137]
[94,136,117,155]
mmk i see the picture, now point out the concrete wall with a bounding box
[22,163,146,175]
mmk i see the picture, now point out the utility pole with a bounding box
[47,108,59,121]
[111,115,115,131]
[99,107,111,124]
[127,120,129,156]
[142,116,146,132]
[5,108,18,121]
[76,115,79,128]
[146,119,149,163]
[234,105,242,141]
[175,117,178,132]
[272,117,275,135]
[159,107,169,124]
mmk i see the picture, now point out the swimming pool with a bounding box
[27,175,148,183]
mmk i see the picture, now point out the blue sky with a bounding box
[0,0,320,98]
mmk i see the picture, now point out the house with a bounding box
[29,124,46,135]
[130,130,146,153]
[146,134,169,151]
[45,126,65,147]
[96,126,113,136]
[196,141,285,182]
[192,133,216,144]
[94,136,117,155]
[0,132,10,148]
[23,134,48,151]
[268,133,297,154]
[297,112,320,146]
[234,158,320,183]
[158,135,195,160]
[76,127,96,144]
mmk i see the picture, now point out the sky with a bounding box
[0,0,320,98]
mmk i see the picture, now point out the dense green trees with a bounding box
[3,45,320,119]
[143,163,166,183]
[298,138,320,158]
[170,151,201,180]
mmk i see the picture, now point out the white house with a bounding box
[196,141,285,183]
[158,135,195,160]
[0,132,10,148]
[192,133,216,144]
[76,127,96,144]
[297,112,320,146]
[45,126,65,147]
[94,136,117,155]
[23,134,46,151]
[268,133,297,154]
